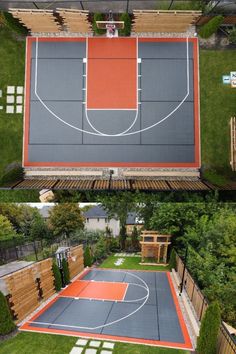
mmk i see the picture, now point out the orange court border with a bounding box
[23,37,200,169]
[20,269,193,350]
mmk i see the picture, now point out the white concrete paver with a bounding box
[103,342,115,349]
[16,105,23,114]
[89,340,101,347]
[6,105,14,114]
[85,349,97,354]
[7,95,14,103]
[17,86,24,94]
[7,86,15,94]
[100,351,113,354]
[76,339,88,346]
[0,106,3,110]
[0,89,2,97]
[69,347,83,354]
[17,96,23,104]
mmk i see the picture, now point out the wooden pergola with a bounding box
[140,231,172,264]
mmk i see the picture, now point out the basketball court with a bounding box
[23,36,200,168]
[20,269,192,350]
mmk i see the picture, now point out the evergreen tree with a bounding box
[119,224,127,250]
[0,291,16,335]
[62,258,70,285]
[169,248,177,270]
[131,226,139,250]
[84,246,92,267]
[197,301,221,354]
[52,262,62,291]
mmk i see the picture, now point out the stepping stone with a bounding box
[85,349,97,354]
[100,351,113,354]
[70,347,83,354]
[7,86,15,94]
[103,342,115,349]
[7,95,14,104]
[89,340,101,348]
[17,86,24,94]
[6,105,14,114]
[16,105,23,114]
[0,90,2,98]
[17,96,23,104]
[76,339,88,346]
[0,106,3,110]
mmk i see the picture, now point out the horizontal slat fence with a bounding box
[68,245,84,279]
[175,252,236,354]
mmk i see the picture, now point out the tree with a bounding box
[48,203,84,238]
[119,224,127,250]
[0,215,16,239]
[52,262,62,291]
[131,226,139,250]
[0,291,16,335]
[169,248,177,270]
[93,237,107,261]
[197,301,221,354]
[84,246,92,267]
[62,258,70,285]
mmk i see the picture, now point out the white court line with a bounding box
[84,37,140,136]
[27,271,150,331]
[34,37,190,137]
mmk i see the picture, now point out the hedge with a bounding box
[119,13,131,36]
[199,15,224,39]
[0,291,16,335]
[52,262,62,291]
[92,13,106,35]
[196,301,221,354]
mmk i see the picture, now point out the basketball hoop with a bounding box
[96,20,124,38]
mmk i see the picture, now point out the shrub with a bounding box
[0,166,24,187]
[2,11,28,36]
[62,258,70,285]
[196,301,221,354]
[229,28,236,44]
[93,237,107,260]
[0,291,16,335]
[119,13,131,36]
[92,13,106,35]
[169,248,177,270]
[52,262,62,291]
[119,224,127,250]
[84,246,92,267]
[199,16,224,39]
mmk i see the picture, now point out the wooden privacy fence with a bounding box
[1,258,55,322]
[230,117,236,171]
[196,15,236,26]
[132,10,201,33]
[57,8,92,33]
[0,245,84,323]
[9,9,61,33]
[68,245,84,279]
[175,252,236,354]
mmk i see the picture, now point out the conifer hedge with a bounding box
[0,291,16,335]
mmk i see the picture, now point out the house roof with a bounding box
[83,205,108,219]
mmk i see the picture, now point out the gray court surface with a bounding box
[29,269,185,344]
[27,39,196,164]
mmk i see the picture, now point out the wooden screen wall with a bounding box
[57,8,92,33]
[2,258,55,322]
[132,10,201,33]
[9,9,61,33]
[68,245,84,279]
[230,117,236,171]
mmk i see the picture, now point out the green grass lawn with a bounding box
[200,49,236,185]
[0,27,25,182]
[0,332,189,354]
[99,255,170,271]
[0,23,235,187]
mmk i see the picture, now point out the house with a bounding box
[126,212,144,235]
[83,205,120,236]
